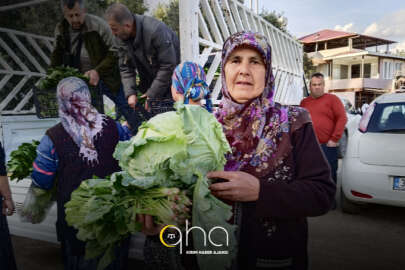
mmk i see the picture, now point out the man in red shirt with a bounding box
[300,72,347,188]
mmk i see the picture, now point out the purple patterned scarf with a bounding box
[57,77,106,165]
[215,31,295,178]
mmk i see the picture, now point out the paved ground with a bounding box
[12,201,405,270]
[10,164,405,270]
[11,235,146,270]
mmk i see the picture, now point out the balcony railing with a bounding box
[325,78,393,91]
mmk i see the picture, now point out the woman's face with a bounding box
[224,47,266,104]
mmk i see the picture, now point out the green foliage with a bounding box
[103,0,148,14]
[7,140,40,181]
[153,3,167,21]
[303,52,316,80]
[0,0,147,36]
[152,0,179,36]
[65,174,191,270]
[67,103,236,270]
[260,9,288,33]
[38,66,89,90]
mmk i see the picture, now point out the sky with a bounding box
[253,0,405,52]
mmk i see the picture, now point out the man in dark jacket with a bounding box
[105,3,180,115]
[51,0,133,122]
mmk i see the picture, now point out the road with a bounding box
[10,166,405,270]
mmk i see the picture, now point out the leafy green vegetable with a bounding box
[19,184,56,224]
[114,103,236,269]
[7,140,39,181]
[67,102,235,270]
[7,140,57,224]
[65,173,191,270]
[38,66,89,90]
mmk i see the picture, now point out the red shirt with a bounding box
[300,93,347,144]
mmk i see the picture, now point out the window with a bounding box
[351,64,361,78]
[367,102,405,132]
[395,63,402,75]
[383,61,395,79]
[340,65,348,79]
[364,63,371,78]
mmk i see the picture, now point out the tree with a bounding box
[260,9,288,33]
[152,0,179,36]
[303,52,316,80]
[0,0,147,36]
[103,0,147,15]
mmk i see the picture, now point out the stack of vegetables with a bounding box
[65,103,237,270]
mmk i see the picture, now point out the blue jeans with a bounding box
[321,145,338,184]
[98,81,133,122]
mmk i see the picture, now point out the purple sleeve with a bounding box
[255,123,336,218]
[31,136,58,190]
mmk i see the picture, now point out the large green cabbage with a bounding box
[114,102,237,270]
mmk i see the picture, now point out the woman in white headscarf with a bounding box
[31,77,131,270]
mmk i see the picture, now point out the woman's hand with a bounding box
[2,197,15,216]
[136,214,164,236]
[1,176,15,216]
[207,171,260,202]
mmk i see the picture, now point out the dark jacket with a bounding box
[237,120,336,270]
[114,14,180,99]
[50,14,121,93]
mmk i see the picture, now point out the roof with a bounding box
[299,29,357,44]
[299,29,395,46]
[376,93,405,103]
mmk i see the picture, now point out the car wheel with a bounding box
[340,187,361,214]
[337,131,347,159]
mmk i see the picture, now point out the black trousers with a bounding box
[0,198,18,270]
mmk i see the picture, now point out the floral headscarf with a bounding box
[57,77,106,165]
[216,31,309,177]
[172,61,213,112]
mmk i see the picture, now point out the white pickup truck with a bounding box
[0,0,304,261]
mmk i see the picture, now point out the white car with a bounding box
[341,92,405,213]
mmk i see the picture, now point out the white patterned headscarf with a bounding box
[57,77,106,165]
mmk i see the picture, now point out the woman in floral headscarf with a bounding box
[207,31,336,269]
[31,77,131,270]
[171,61,213,112]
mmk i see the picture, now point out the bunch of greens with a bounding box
[19,183,56,224]
[65,172,191,270]
[38,66,89,90]
[7,140,57,224]
[7,140,39,181]
[67,103,236,270]
[114,102,237,270]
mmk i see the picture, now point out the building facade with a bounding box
[300,29,405,107]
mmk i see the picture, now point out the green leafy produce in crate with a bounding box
[35,66,103,118]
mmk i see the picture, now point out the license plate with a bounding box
[393,177,405,191]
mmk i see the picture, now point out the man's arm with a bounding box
[49,23,64,68]
[330,95,348,143]
[92,19,119,85]
[145,26,179,98]
[116,43,137,99]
